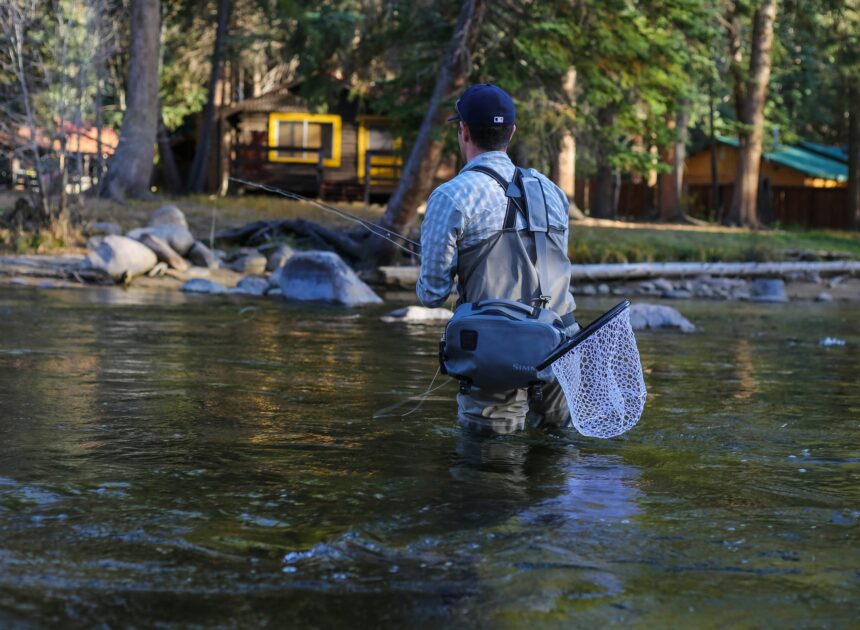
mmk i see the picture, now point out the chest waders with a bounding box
[440,165,577,400]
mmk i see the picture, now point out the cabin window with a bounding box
[267,113,342,168]
[357,116,402,181]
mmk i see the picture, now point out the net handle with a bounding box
[536,300,630,371]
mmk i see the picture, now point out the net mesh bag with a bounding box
[549,307,646,438]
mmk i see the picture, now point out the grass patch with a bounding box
[570,224,860,264]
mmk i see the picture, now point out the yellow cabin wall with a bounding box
[684,145,845,188]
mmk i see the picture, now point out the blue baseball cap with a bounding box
[448,83,516,126]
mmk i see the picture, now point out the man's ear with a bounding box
[460,122,471,143]
[509,124,516,142]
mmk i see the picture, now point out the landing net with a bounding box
[540,301,646,438]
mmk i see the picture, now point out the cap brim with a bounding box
[447,113,462,122]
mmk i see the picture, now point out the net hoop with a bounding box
[539,300,647,438]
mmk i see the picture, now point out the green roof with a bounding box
[715,136,848,183]
[798,141,848,163]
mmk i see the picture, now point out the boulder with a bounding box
[815,292,833,302]
[277,251,383,306]
[88,221,122,236]
[597,283,610,295]
[229,248,267,275]
[188,241,219,269]
[693,283,715,298]
[139,233,189,271]
[750,278,788,302]
[229,276,269,296]
[128,224,195,256]
[577,284,597,296]
[700,277,747,289]
[85,235,157,280]
[653,278,675,294]
[629,303,696,333]
[381,306,453,324]
[149,204,188,229]
[266,244,295,271]
[180,278,227,295]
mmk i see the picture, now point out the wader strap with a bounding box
[519,168,552,305]
[560,311,577,328]
[464,164,553,305]
[464,165,524,228]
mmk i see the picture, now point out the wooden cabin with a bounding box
[683,137,852,229]
[1,122,118,191]
[222,87,422,201]
[686,136,848,189]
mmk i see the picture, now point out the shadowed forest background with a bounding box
[1,0,859,262]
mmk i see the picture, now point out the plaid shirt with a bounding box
[417,151,571,308]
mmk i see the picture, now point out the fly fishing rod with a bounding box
[228,176,421,258]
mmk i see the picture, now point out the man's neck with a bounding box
[464,148,507,163]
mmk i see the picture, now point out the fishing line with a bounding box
[228,177,421,258]
[372,367,451,419]
[230,177,451,419]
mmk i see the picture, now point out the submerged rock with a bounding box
[149,204,188,229]
[277,251,383,306]
[181,278,227,295]
[229,276,269,296]
[750,278,788,303]
[128,224,195,256]
[381,306,453,323]
[629,303,696,333]
[85,235,157,280]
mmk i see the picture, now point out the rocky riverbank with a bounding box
[1,204,858,307]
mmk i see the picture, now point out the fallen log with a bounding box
[570,260,860,281]
[377,260,860,287]
[215,219,362,261]
[0,255,113,285]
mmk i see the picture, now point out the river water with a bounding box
[0,286,857,627]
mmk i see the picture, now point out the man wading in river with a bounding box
[417,84,579,435]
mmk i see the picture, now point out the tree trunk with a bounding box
[659,102,689,221]
[157,113,182,194]
[187,0,231,194]
[849,88,859,230]
[371,0,486,264]
[726,0,777,227]
[100,0,160,202]
[590,106,619,219]
[709,81,721,221]
[591,164,615,219]
[552,67,583,219]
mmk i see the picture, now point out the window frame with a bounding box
[267,112,342,168]
[356,115,402,180]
